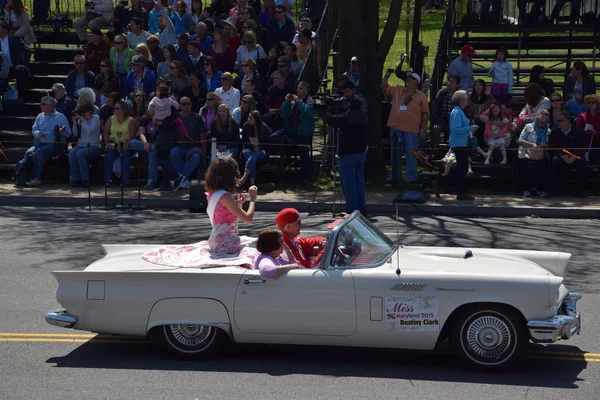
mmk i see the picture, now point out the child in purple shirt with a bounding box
[255,228,301,278]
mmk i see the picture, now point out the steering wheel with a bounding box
[334,245,351,266]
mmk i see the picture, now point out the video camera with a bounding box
[313,93,345,115]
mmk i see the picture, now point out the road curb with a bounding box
[0,195,599,218]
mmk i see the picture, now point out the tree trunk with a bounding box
[337,0,403,181]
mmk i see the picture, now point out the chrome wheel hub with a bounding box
[170,324,213,347]
[466,316,511,359]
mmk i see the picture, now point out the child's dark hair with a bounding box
[496,46,509,59]
[256,228,283,253]
[157,83,170,99]
[488,103,501,122]
[204,156,240,193]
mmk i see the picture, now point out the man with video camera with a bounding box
[325,96,369,216]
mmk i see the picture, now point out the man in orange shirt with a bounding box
[276,208,326,269]
[382,70,429,185]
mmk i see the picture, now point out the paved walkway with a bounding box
[1,183,599,217]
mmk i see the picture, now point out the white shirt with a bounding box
[0,36,13,68]
[215,86,241,110]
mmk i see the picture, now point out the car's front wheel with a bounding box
[158,324,227,359]
[452,305,527,370]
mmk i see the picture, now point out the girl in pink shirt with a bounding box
[482,103,512,165]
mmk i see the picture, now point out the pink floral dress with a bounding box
[142,190,259,268]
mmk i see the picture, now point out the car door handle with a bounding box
[244,278,266,284]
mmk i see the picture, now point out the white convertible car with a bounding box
[46,212,582,370]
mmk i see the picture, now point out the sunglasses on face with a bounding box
[551,99,561,102]
[207,98,216,101]
[170,66,177,69]
[131,63,140,67]
[135,49,142,53]
[134,94,143,98]
[100,64,108,67]
[204,63,211,66]
[241,64,248,67]
[589,102,597,105]
[275,11,283,14]
[115,41,124,45]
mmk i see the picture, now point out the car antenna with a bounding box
[396,202,401,278]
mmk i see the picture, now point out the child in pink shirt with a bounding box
[482,103,512,165]
[147,83,190,140]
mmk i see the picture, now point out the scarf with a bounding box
[533,123,548,146]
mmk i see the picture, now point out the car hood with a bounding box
[398,246,571,277]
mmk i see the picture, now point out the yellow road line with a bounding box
[0,338,152,343]
[530,350,600,357]
[0,333,132,338]
[526,355,600,363]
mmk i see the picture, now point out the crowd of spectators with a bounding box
[424,40,597,200]
[1,0,323,189]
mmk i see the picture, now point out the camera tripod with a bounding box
[309,124,341,217]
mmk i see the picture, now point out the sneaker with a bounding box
[483,158,490,165]
[143,179,154,190]
[70,180,82,188]
[180,179,191,189]
[26,178,41,186]
[432,181,441,198]
[456,194,475,201]
[172,174,185,191]
[523,190,531,198]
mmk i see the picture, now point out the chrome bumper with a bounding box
[45,309,77,329]
[528,292,582,343]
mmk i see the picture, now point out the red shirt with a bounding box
[576,111,600,145]
[282,232,325,269]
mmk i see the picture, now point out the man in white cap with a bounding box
[381,69,429,185]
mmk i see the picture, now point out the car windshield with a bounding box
[330,214,395,268]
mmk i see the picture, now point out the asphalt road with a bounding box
[0,207,599,400]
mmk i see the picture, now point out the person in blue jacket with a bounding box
[433,90,477,201]
[65,55,95,100]
[123,55,157,100]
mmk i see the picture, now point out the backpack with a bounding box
[12,151,36,186]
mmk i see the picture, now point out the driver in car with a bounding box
[276,208,327,269]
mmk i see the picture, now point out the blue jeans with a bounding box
[129,139,159,182]
[170,146,206,179]
[104,148,131,184]
[389,128,419,182]
[565,99,587,118]
[339,152,367,214]
[25,138,57,180]
[243,149,267,179]
[69,144,102,182]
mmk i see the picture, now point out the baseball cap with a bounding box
[460,44,475,54]
[406,71,421,84]
[51,83,66,92]
[90,28,103,37]
[276,208,308,227]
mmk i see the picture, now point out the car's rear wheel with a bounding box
[158,324,227,358]
[452,305,527,370]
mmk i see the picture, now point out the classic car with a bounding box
[45,211,582,370]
